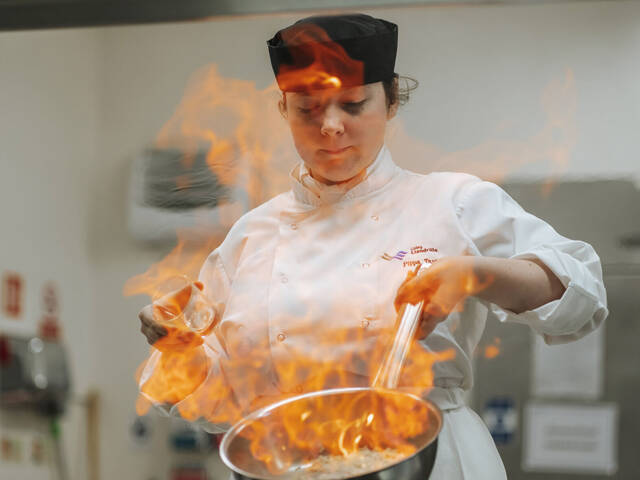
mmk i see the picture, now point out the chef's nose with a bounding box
[320,104,344,137]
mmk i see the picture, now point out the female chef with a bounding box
[138,14,608,479]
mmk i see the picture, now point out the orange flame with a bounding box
[152,64,296,217]
[386,69,578,194]
[129,257,458,473]
[125,22,577,473]
[483,337,501,359]
[241,389,438,475]
[484,345,500,359]
[124,231,219,301]
[275,23,364,93]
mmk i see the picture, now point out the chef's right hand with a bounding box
[138,281,205,349]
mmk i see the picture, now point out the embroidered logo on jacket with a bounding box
[381,250,407,261]
[381,245,439,268]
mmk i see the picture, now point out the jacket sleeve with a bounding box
[137,248,238,433]
[455,178,608,345]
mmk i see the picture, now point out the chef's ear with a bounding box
[278,93,288,119]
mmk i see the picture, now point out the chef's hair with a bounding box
[382,73,418,109]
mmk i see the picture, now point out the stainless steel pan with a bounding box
[220,387,441,480]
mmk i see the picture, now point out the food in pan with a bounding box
[292,448,406,479]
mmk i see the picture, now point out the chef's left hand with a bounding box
[394,256,486,339]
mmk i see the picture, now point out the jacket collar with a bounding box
[289,145,399,206]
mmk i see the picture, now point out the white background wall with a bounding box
[1,1,638,479]
[0,28,100,480]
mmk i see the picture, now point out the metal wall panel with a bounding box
[472,180,640,479]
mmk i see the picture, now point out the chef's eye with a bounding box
[298,105,320,114]
[342,100,366,114]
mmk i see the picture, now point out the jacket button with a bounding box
[277,333,286,342]
[361,319,370,328]
[290,223,298,230]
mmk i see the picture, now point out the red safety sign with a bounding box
[2,272,23,318]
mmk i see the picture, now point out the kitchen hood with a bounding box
[0,0,580,31]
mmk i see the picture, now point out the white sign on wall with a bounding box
[523,402,618,475]
[530,326,604,399]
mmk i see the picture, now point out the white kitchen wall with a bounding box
[1,1,639,479]
[0,28,100,479]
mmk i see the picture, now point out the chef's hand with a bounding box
[138,281,206,350]
[394,256,487,339]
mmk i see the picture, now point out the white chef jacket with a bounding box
[140,145,608,479]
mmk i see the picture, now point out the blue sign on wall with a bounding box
[482,396,518,445]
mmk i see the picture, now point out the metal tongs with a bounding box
[372,264,429,389]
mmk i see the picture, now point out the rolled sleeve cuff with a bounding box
[486,280,608,345]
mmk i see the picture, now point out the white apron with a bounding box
[431,405,506,479]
